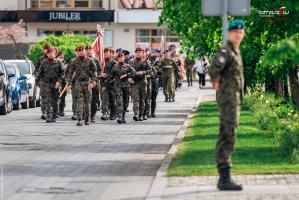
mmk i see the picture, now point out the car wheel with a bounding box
[13,94,21,110]
[0,92,8,115]
[21,94,29,109]
[29,98,36,108]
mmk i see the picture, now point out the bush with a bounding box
[245,90,299,161]
[26,34,94,64]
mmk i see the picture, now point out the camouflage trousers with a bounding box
[71,85,77,115]
[216,92,241,169]
[144,79,152,115]
[132,82,147,116]
[100,86,116,116]
[186,68,193,86]
[91,83,100,117]
[101,86,109,115]
[162,74,175,98]
[115,86,130,117]
[151,78,159,114]
[74,82,92,120]
[58,81,67,113]
[40,83,59,118]
[39,82,46,114]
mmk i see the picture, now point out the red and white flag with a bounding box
[91,27,105,67]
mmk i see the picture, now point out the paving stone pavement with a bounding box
[0,83,215,200]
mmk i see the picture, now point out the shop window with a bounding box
[75,0,89,7]
[31,0,103,9]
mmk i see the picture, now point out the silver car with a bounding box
[4,59,41,108]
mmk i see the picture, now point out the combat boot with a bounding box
[46,116,52,123]
[138,115,143,121]
[90,114,95,123]
[133,115,139,121]
[58,111,65,117]
[84,115,90,125]
[143,114,147,120]
[52,115,57,123]
[101,114,107,120]
[71,115,77,120]
[165,97,168,102]
[122,112,126,123]
[217,166,243,191]
[117,116,122,124]
[41,114,46,120]
[110,113,117,120]
[147,112,151,118]
[77,119,83,126]
[171,97,175,102]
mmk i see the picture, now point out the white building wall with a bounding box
[0,0,18,10]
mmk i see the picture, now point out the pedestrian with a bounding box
[110,52,135,123]
[57,51,68,117]
[35,48,64,123]
[160,50,179,102]
[130,47,152,121]
[100,48,117,120]
[35,44,51,120]
[184,56,195,87]
[85,46,102,123]
[67,46,97,126]
[151,49,162,117]
[193,57,209,89]
[209,19,245,191]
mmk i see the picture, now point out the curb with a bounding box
[145,93,207,200]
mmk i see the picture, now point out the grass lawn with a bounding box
[167,101,299,176]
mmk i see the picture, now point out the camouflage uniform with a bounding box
[209,40,244,169]
[35,55,47,117]
[67,57,97,124]
[160,58,179,102]
[129,59,152,121]
[110,62,135,123]
[144,62,157,118]
[100,58,117,120]
[35,59,63,122]
[65,58,77,119]
[151,58,162,117]
[90,58,102,121]
[185,58,195,86]
[58,60,68,116]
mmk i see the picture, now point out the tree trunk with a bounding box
[288,67,299,109]
[275,79,284,98]
[283,80,289,100]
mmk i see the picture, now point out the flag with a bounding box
[91,28,105,67]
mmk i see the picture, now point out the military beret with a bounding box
[122,50,130,56]
[117,52,124,58]
[75,46,84,52]
[85,46,92,50]
[116,48,123,53]
[135,47,144,52]
[43,44,51,50]
[228,19,245,31]
[155,49,161,53]
[109,48,116,53]
[104,48,110,52]
[46,48,54,54]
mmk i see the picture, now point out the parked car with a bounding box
[0,59,13,115]
[4,59,40,108]
[4,62,30,110]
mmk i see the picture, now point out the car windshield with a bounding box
[6,65,16,75]
[5,61,30,75]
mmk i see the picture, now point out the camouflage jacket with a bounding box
[160,58,179,76]
[34,55,47,76]
[129,59,152,84]
[35,59,64,85]
[101,58,116,87]
[209,41,244,103]
[184,58,195,70]
[89,57,102,80]
[152,58,162,77]
[66,57,97,85]
[110,63,136,88]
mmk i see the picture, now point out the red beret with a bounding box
[46,48,54,54]
[109,48,116,53]
[75,46,84,52]
[135,47,144,52]
[117,52,124,58]
[104,48,110,53]
[43,44,51,50]
[85,46,92,50]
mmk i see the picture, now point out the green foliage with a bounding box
[27,34,94,64]
[245,90,299,161]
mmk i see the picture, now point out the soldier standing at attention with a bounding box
[110,52,135,123]
[35,48,63,123]
[67,46,97,126]
[130,47,152,121]
[85,46,102,123]
[100,48,117,120]
[35,44,51,120]
[160,50,179,102]
[209,19,245,191]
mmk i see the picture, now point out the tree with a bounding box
[27,34,94,65]
[0,20,27,59]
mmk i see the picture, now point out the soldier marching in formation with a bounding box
[35,45,183,126]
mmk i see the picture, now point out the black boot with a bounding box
[117,116,122,124]
[41,114,46,120]
[138,115,143,121]
[122,112,126,123]
[46,115,52,123]
[101,114,108,120]
[217,166,243,191]
[84,114,90,125]
[71,115,77,120]
[77,119,83,126]
[90,114,95,123]
[110,113,117,120]
[58,111,65,117]
[133,115,139,121]
[52,115,57,123]
[143,114,147,120]
[165,97,168,102]
[147,112,151,118]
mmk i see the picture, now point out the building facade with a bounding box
[0,0,180,55]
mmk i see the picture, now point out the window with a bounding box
[136,29,180,51]
[31,0,103,9]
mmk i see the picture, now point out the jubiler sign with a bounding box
[49,12,81,21]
